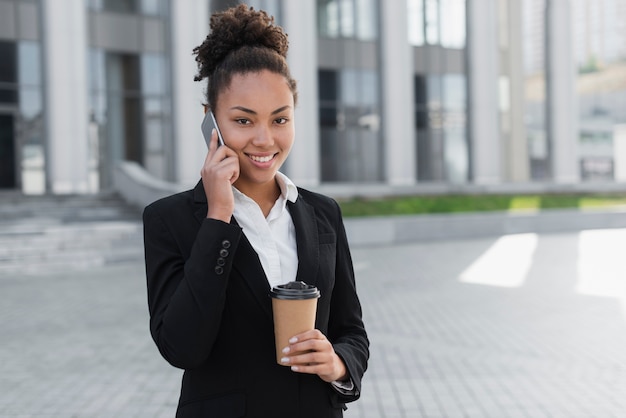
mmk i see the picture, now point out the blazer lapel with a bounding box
[288,195,320,288]
[232,235,273,319]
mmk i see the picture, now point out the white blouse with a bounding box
[232,171,299,289]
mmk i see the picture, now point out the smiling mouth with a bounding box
[248,154,276,163]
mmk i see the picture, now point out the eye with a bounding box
[235,118,251,125]
[275,117,289,125]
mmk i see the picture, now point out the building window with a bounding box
[246,0,282,23]
[573,0,626,182]
[522,0,549,180]
[88,49,172,188]
[319,69,382,182]
[408,0,465,48]
[0,39,45,193]
[317,0,378,40]
[87,0,166,16]
[415,73,468,182]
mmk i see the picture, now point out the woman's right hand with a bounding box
[201,128,240,222]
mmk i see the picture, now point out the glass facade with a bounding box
[0,0,44,193]
[409,0,468,182]
[415,74,467,182]
[317,0,378,40]
[87,0,172,189]
[523,0,549,180]
[317,0,382,182]
[87,0,167,15]
[319,69,381,181]
[5,0,621,194]
[246,0,282,23]
[88,50,171,188]
[573,0,626,181]
[408,0,466,48]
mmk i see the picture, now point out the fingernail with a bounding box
[289,337,298,344]
[281,357,290,364]
[291,366,299,372]
[282,347,290,354]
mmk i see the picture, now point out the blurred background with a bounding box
[0,0,625,197]
[2,3,626,416]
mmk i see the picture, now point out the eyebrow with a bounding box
[230,105,292,115]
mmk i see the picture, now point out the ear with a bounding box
[203,104,209,115]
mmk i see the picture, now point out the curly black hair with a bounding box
[193,4,298,110]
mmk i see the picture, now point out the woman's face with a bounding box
[215,70,295,195]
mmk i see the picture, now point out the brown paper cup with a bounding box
[270,281,320,365]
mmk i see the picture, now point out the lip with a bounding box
[246,152,278,167]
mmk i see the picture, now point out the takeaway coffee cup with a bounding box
[270,281,320,365]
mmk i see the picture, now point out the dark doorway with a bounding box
[0,114,16,188]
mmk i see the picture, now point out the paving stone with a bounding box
[2,195,626,417]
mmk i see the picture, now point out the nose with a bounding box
[252,122,274,147]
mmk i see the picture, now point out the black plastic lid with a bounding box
[270,281,320,300]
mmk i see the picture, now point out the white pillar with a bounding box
[506,0,530,182]
[380,0,416,185]
[467,0,501,184]
[282,0,320,187]
[41,0,90,194]
[546,0,578,183]
[170,0,210,187]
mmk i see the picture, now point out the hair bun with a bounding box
[195,4,289,78]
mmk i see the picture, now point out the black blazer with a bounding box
[143,181,369,418]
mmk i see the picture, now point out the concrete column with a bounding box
[467,0,501,184]
[546,0,578,183]
[41,0,90,194]
[170,0,210,187]
[380,0,416,185]
[282,0,320,187]
[505,0,530,182]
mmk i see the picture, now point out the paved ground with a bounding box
[2,224,626,417]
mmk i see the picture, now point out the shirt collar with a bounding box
[232,172,298,205]
[275,172,298,203]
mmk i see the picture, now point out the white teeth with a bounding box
[250,155,274,163]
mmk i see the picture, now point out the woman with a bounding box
[143,5,369,417]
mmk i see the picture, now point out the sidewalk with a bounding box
[2,226,626,416]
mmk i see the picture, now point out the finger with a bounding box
[208,128,218,153]
[283,350,326,365]
[289,329,325,344]
[282,330,327,359]
[229,164,240,184]
[290,363,323,375]
[285,352,334,377]
[284,338,327,355]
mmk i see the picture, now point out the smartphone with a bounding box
[201,111,225,147]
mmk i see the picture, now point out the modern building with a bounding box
[0,0,624,196]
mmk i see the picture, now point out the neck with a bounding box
[236,179,281,217]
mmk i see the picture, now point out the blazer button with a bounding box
[222,240,231,249]
[215,266,224,275]
[216,257,225,266]
[219,249,229,258]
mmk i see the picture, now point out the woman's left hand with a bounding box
[280,329,348,383]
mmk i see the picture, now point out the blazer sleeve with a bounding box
[326,201,370,403]
[143,203,242,369]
